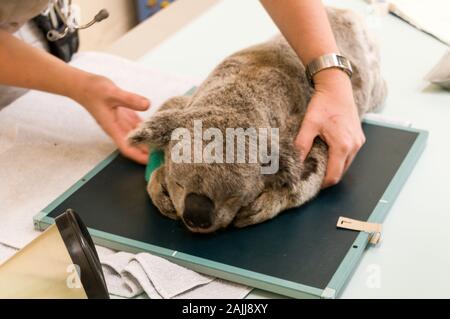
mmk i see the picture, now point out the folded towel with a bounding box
[101,252,252,299]
[101,252,144,298]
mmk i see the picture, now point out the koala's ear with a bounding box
[128,95,190,149]
[128,109,185,149]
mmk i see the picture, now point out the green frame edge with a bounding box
[33,118,428,299]
[323,118,429,298]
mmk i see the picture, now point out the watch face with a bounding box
[337,55,353,73]
[336,55,347,67]
[306,54,353,86]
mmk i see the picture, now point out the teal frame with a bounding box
[33,119,428,299]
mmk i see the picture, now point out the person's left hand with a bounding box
[72,73,151,164]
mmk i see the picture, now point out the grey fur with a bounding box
[129,8,387,233]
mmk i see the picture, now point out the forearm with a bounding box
[261,0,352,93]
[0,29,87,100]
[261,0,338,65]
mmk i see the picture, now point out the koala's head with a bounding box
[129,102,286,233]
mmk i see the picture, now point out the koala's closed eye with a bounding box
[175,182,184,189]
[161,184,170,197]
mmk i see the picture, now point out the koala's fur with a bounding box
[129,8,387,233]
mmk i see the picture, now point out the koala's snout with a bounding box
[183,193,215,230]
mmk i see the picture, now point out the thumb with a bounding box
[295,120,318,162]
[113,89,150,112]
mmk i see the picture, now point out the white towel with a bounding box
[101,252,144,298]
[101,252,252,299]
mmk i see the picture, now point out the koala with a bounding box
[129,8,387,233]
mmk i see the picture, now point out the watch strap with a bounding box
[305,53,353,86]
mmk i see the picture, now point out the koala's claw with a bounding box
[233,191,285,228]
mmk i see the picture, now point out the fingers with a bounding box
[109,126,149,164]
[322,134,366,189]
[127,110,142,125]
[343,134,366,172]
[83,79,149,164]
[119,143,149,165]
[103,109,148,165]
[322,144,348,189]
[113,89,150,112]
[117,108,142,131]
[295,120,319,162]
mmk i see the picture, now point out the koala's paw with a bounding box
[233,191,286,228]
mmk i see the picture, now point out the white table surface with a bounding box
[138,0,450,298]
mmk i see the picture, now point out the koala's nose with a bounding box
[183,193,214,229]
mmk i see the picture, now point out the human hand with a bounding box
[72,73,151,164]
[295,69,365,188]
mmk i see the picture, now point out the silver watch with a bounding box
[305,53,353,86]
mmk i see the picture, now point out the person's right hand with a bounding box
[72,73,151,164]
[295,69,365,188]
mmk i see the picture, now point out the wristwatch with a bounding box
[305,53,353,86]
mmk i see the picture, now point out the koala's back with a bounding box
[190,7,385,133]
[190,36,311,132]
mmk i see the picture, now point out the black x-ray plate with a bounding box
[34,120,427,298]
